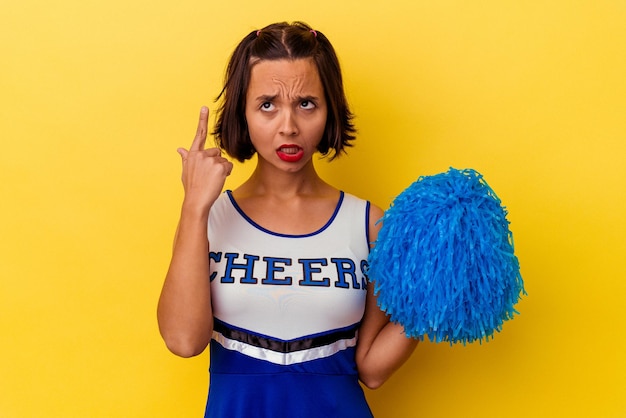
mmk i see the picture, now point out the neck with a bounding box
[238,159,331,199]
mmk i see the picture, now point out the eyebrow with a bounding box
[253,94,321,103]
[254,94,278,103]
[296,95,320,103]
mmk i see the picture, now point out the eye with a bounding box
[260,102,275,111]
[300,100,316,110]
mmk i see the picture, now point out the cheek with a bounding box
[246,117,274,149]
[314,121,326,140]
[244,113,263,139]
[312,112,328,141]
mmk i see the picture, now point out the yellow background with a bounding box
[1,0,625,417]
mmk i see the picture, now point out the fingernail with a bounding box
[201,106,208,113]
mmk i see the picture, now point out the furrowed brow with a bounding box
[255,94,278,102]
[295,95,320,103]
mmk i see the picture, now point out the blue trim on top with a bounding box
[213,317,360,353]
[214,317,360,344]
[226,190,345,238]
[365,201,371,252]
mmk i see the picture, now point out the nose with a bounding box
[279,110,298,136]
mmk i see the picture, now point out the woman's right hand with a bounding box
[177,106,233,213]
[158,106,227,357]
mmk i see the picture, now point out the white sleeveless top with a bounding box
[208,190,371,353]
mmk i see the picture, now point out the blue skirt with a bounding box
[204,339,373,418]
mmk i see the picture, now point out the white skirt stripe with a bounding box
[212,330,358,366]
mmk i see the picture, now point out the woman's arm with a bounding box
[157,107,233,358]
[356,204,419,389]
[158,205,213,357]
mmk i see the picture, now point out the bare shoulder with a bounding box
[368,202,385,221]
[368,202,385,243]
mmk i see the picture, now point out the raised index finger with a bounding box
[190,106,209,151]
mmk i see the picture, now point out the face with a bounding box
[245,58,328,172]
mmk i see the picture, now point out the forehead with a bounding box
[247,58,323,95]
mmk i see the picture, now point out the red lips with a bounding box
[277,145,304,162]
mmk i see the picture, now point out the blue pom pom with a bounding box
[367,168,525,344]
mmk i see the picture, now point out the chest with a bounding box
[209,239,368,340]
[207,191,370,340]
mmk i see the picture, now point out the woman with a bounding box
[157,21,418,417]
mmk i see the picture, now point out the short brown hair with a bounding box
[213,21,356,162]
